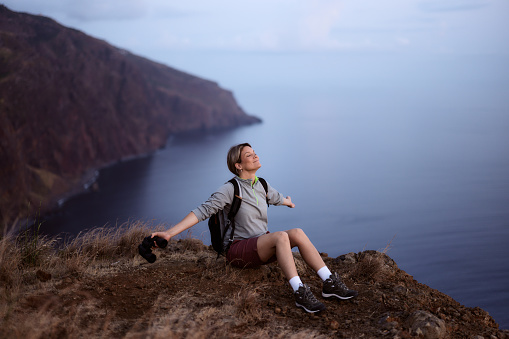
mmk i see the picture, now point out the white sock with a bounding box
[317,266,332,281]
[289,276,303,292]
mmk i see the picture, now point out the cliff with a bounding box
[1,224,507,338]
[0,5,261,231]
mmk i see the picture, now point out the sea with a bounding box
[40,52,509,328]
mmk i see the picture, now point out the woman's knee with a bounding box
[286,228,309,246]
[257,231,289,252]
[257,232,290,261]
[286,228,306,240]
[273,231,290,246]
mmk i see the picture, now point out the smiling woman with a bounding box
[227,143,262,176]
[151,142,358,314]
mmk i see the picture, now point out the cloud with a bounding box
[66,0,148,21]
[155,31,192,50]
[5,0,506,56]
[418,0,490,13]
[194,1,348,52]
[298,1,344,50]
[396,37,411,45]
[3,0,409,52]
[4,0,149,21]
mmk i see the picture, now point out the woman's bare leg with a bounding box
[285,228,326,272]
[257,231,298,279]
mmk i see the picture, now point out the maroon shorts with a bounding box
[226,234,277,268]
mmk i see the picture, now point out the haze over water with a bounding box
[41,52,509,328]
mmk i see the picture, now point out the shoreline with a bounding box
[17,126,254,236]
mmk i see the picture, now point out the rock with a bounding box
[35,270,51,282]
[405,310,446,339]
[393,285,407,294]
[337,252,357,264]
[383,321,398,330]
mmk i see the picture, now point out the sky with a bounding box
[3,0,509,92]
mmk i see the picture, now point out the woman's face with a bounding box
[237,146,261,173]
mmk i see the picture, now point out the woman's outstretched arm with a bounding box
[152,212,199,242]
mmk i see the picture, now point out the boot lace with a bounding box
[302,285,319,304]
[331,272,348,290]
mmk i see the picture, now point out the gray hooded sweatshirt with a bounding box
[192,177,285,241]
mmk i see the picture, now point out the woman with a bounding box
[152,143,357,313]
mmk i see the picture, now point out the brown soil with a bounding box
[4,239,508,338]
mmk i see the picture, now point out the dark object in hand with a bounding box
[138,235,168,263]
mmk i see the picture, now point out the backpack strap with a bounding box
[227,178,242,217]
[258,177,270,208]
[224,178,242,253]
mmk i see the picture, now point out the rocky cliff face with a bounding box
[0,5,261,231]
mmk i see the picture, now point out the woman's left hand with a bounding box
[284,196,295,208]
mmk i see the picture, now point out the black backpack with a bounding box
[208,177,269,256]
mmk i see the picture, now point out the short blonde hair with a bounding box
[227,143,251,176]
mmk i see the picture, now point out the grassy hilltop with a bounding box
[0,221,506,338]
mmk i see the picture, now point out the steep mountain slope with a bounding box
[0,5,260,231]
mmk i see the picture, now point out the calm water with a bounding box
[41,54,509,328]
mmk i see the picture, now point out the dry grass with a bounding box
[345,249,398,284]
[0,220,164,335]
[0,220,325,339]
[62,220,162,259]
[59,220,163,274]
[0,220,163,284]
[1,222,503,339]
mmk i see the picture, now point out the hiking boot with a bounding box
[322,272,358,300]
[294,284,326,313]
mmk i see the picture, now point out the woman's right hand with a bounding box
[150,212,199,247]
[151,231,171,246]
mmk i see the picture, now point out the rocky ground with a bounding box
[3,238,508,338]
